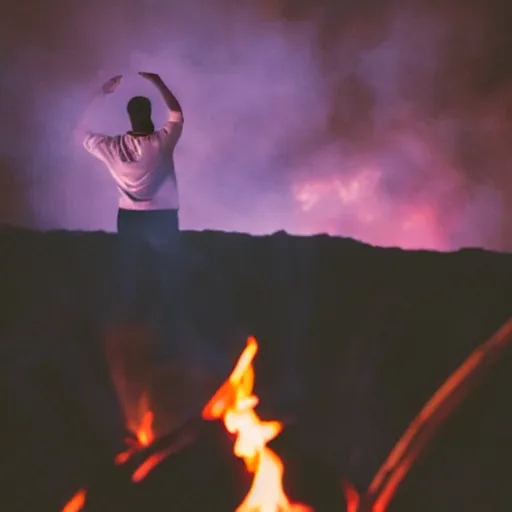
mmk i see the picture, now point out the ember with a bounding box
[202,335,312,512]
[62,394,160,511]
[115,394,155,465]
[62,489,86,512]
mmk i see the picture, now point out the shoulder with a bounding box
[84,132,114,152]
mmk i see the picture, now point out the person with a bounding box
[75,72,186,344]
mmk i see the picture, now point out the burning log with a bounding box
[61,415,203,511]
[62,489,86,512]
[63,419,250,512]
[345,317,512,512]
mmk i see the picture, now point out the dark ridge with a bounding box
[0,224,511,511]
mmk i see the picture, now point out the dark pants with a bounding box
[113,208,184,347]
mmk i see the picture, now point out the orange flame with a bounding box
[62,489,86,512]
[342,481,361,512]
[62,406,157,512]
[135,409,155,447]
[132,445,175,483]
[203,336,312,512]
[115,396,155,466]
[114,437,139,465]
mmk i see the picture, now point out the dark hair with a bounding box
[127,96,154,134]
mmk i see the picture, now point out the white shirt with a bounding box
[83,110,183,211]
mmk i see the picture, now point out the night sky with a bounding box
[1,0,511,250]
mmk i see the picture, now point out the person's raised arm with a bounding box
[138,72,183,118]
[74,75,122,148]
[138,72,184,148]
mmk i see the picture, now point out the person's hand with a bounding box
[138,72,162,84]
[101,75,122,94]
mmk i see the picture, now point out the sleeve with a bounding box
[157,110,184,149]
[83,132,111,159]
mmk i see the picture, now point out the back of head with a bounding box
[127,96,154,134]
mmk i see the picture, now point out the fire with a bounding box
[341,482,360,512]
[62,489,86,512]
[340,318,512,512]
[131,445,175,483]
[62,397,158,512]
[115,398,174,483]
[115,395,155,465]
[135,409,155,446]
[202,336,311,512]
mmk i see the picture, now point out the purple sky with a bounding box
[1,0,511,250]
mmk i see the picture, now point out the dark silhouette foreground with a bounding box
[0,225,511,511]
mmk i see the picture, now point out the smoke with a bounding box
[1,0,511,250]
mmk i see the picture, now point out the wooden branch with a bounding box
[354,318,512,512]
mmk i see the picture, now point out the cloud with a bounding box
[1,0,511,250]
